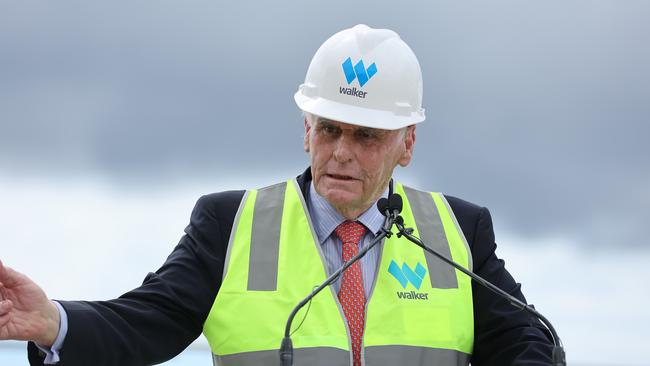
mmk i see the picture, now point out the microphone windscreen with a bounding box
[376,197,389,215]
[389,194,403,214]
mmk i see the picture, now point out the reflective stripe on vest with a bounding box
[212,345,471,366]
[203,179,474,366]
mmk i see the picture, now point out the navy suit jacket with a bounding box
[28,168,553,365]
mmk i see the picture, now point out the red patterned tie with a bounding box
[334,220,367,366]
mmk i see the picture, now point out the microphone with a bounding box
[388,193,402,218]
[279,197,400,366]
[387,193,566,366]
[377,197,389,214]
[377,187,401,221]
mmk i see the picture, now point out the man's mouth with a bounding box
[326,174,357,181]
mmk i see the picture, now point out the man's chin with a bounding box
[319,188,361,208]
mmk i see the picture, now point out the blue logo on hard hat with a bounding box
[342,57,377,87]
[388,260,426,290]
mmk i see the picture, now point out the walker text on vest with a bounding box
[396,291,429,300]
[339,86,368,98]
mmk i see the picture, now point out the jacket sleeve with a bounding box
[465,204,554,365]
[27,191,244,366]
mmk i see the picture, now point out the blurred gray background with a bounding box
[1,1,648,365]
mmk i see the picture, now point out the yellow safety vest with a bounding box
[203,179,474,365]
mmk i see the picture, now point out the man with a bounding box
[0,24,553,365]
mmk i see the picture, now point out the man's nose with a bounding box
[332,134,355,163]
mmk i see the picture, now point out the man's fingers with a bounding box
[0,260,6,280]
[0,300,13,340]
[0,262,20,287]
[0,299,12,315]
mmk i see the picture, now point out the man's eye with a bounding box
[356,129,376,140]
[321,125,338,135]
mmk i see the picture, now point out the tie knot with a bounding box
[334,220,366,247]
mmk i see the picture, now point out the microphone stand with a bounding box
[279,206,400,366]
[393,217,567,366]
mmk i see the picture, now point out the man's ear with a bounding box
[397,125,416,167]
[303,115,311,153]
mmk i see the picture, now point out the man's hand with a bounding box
[0,260,60,347]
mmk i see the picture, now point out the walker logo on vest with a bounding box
[340,57,377,99]
[388,260,429,300]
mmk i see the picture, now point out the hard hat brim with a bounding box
[295,92,425,131]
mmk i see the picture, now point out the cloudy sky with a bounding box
[1,1,649,365]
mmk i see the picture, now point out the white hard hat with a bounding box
[295,24,425,130]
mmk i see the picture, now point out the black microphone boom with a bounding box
[280,188,565,365]
[390,195,566,366]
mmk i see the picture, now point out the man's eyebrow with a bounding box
[357,127,384,136]
[315,119,341,130]
[316,118,336,125]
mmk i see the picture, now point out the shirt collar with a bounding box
[306,181,386,244]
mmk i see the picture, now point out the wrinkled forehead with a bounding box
[305,112,393,134]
